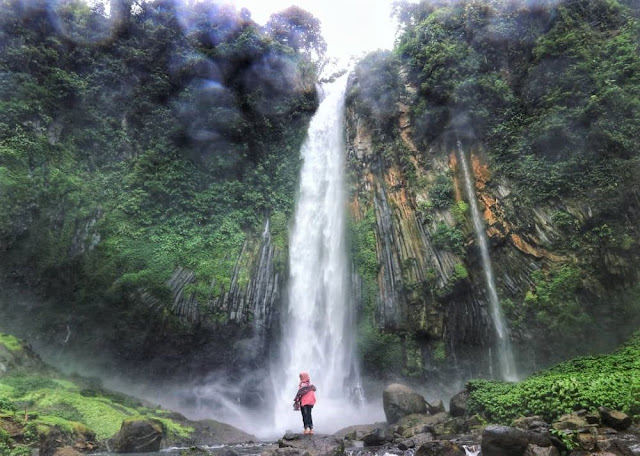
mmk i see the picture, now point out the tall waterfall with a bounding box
[269,75,368,435]
[456,140,518,382]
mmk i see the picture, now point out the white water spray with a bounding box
[456,140,518,382]
[268,75,378,436]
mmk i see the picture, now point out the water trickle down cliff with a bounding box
[455,138,517,381]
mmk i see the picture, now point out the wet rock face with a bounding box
[108,418,164,453]
[39,425,97,456]
[263,433,344,456]
[383,384,428,424]
[448,390,469,418]
[481,425,532,456]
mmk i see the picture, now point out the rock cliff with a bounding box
[344,61,640,384]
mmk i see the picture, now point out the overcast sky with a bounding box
[226,0,402,60]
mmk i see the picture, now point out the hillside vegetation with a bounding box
[0,0,320,375]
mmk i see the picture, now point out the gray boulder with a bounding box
[268,433,343,456]
[427,400,446,415]
[449,391,469,418]
[481,425,529,456]
[383,384,427,424]
[361,426,392,446]
[109,418,164,453]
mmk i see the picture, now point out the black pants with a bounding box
[301,405,313,429]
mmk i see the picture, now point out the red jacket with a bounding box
[298,381,316,406]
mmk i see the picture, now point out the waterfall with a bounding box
[268,74,369,435]
[456,140,518,382]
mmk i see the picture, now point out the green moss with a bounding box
[153,417,193,439]
[432,341,446,362]
[20,389,136,439]
[34,415,91,435]
[0,334,22,352]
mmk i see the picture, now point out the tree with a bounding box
[265,6,326,61]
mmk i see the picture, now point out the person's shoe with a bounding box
[309,429,314,435]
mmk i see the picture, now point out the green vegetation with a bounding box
[346,50,403,135]
[0,334,22,352]
[467,331,640,423]
[396,0,640,204]
[0,335,198,456]
[431,223,466,257]
[430,174,454,209]
[0,372,191,440]
[0,0,321,362]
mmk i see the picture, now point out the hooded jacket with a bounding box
[295,371,316,407]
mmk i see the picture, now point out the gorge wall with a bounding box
[343,0,640,387]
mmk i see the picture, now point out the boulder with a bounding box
[167,416,257,446]
[415,440,465,456]
[383,384,427,424]
[271,433,343,456]
[523,444,559,456]
[397,412,450,437]
[52,448,83,456]
[109,418,164,453]
[39,425,97,456]
[553,415,590,431]
[361,426,392,446]
[334,423,381,440]
[449,391,469,418]
[427,400,446,415]
[481,425,529,456]
[599,408,632,431]
[0,333,49,377]
[513,417,549,431]
[397,432,434,450]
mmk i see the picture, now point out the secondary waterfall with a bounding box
[269,75,366,435]
[456,140,518,382]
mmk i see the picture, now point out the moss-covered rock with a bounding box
[0,333,48,377]
[108,418,164,453]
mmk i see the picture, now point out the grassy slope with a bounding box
[0,333,200,455]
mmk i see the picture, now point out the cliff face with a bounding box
[344,66,640,383]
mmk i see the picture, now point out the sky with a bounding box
[226,0,402,60]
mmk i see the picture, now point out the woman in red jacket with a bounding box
[293,371,317,434]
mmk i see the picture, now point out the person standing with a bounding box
[293,371,316,434]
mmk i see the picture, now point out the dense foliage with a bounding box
[395,0,640,219]
[0,0,319,368]
[467,331,640,423]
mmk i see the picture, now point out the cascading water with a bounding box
[456,139,518,382]
[268,75,373,436]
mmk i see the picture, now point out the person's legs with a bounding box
[301,405,313,432]
[306,405,313,431]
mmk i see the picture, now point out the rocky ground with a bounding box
[257,384,640,456]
